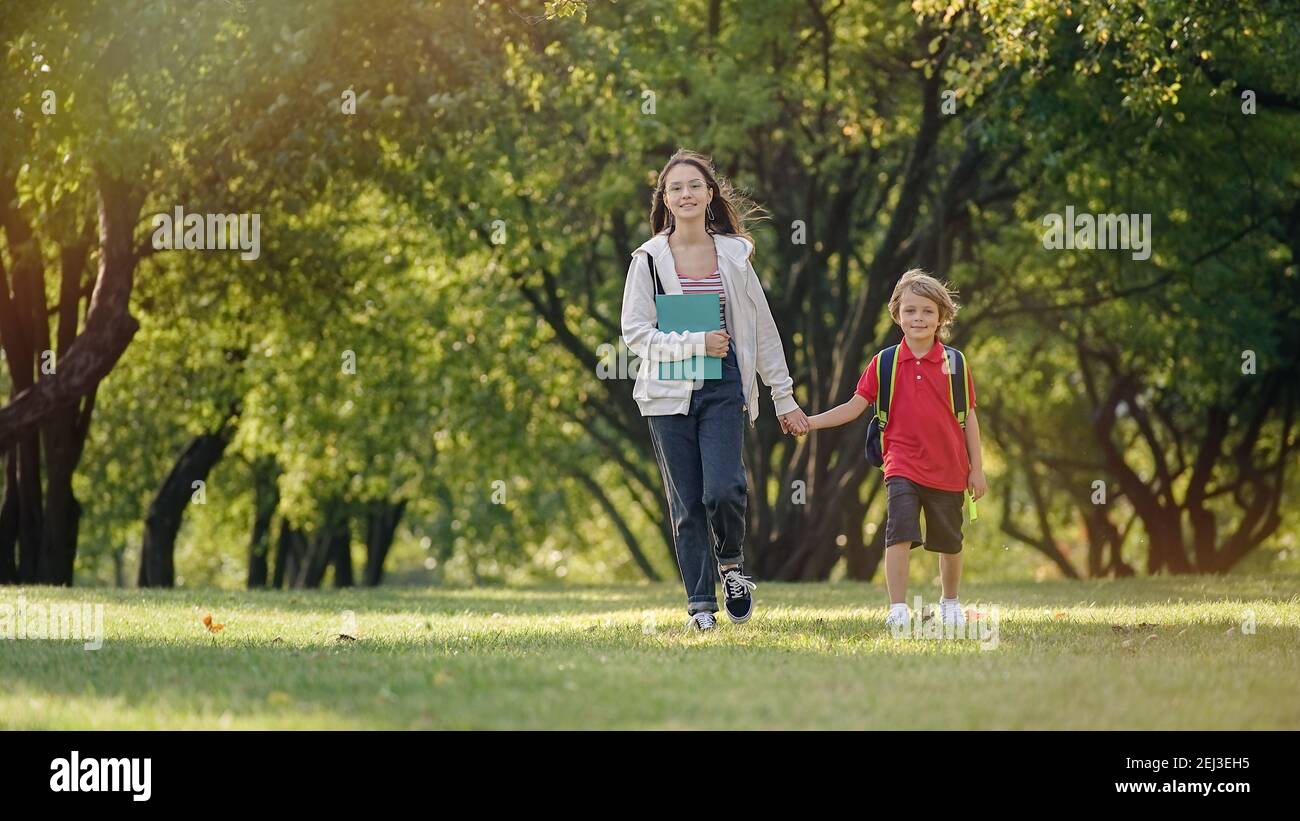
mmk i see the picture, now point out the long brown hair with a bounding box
[649,149,764,250]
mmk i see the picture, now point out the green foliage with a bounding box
[6,0,1297,586]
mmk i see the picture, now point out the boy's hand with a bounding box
[967,468,987,502]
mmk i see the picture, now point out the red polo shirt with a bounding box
[855,340,977,491]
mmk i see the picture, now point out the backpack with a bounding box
[864,343,970,467]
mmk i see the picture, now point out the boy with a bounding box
[806,270,987,628]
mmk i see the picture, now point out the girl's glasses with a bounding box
[665,180,708,196]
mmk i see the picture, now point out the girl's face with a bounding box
[896,289,941,344]
[662,163,713,225]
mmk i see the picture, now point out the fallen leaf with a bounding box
[201,612,225,634]
[1053,611,1067,620]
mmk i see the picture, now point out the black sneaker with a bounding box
[720,566,756,623]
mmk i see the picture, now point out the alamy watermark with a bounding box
[0,595,104,650]
[50,751,151,801]
[151,206,261,260]
[596,339,708,385]
[1042,206,1151,261]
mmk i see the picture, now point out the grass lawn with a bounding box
[2,576,1298,729]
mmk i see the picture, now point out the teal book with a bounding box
[655,293,722,380]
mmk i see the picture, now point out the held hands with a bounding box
[705,330,730,358]
[779,408,811,436]
[967,467,988,502]
[704,332,804,437]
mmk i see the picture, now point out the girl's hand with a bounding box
[705,331,730,357]
[967,468,988,502]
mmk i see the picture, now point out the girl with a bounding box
[620,149,809,632]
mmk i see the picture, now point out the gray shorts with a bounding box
[885,476,964,554]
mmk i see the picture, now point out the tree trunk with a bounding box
[0,173,51,583]
[299,531,330,589]
[246,457,279,588]
[272,520,307,589]
[138,413,237,587]
[0,174,142,451]
[330,524,354,588]
[0,451,17,583]
[0,173,140,585]
[15,434,42,583]
[33,236,99,585]
[299,501,348,589]
[363,498,406,587]
[37,396,91,585]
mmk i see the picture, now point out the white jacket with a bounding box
[620,232,801,426]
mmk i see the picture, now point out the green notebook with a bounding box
[655,293,722,380]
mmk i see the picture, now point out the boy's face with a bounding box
[896,288,940,345]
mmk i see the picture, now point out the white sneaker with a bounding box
[686,612,718,632]
[941,598,966,627]
[884,606,911,629]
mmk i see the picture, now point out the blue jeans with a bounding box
[647,347,748,614]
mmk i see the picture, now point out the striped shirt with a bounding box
[678,270,726,331]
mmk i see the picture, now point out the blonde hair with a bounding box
[888,269,960,339]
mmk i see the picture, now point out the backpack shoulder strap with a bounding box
[943,345,969,428]
[648,254,664,296]
[876,344,901,428]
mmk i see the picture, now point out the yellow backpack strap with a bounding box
[944,345,969,428]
